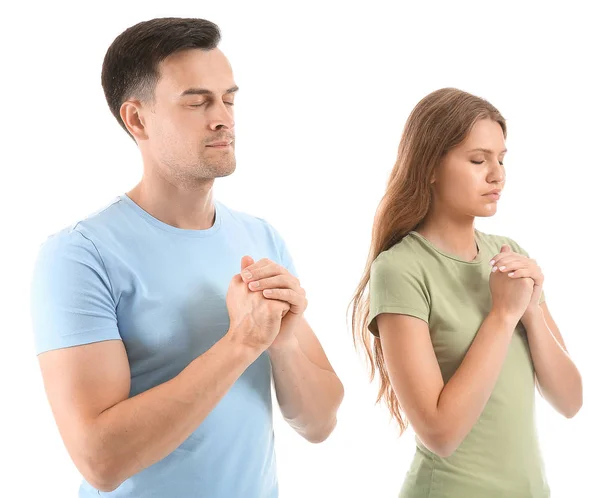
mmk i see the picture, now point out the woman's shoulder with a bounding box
[372,233,426,274]
[476,230,529,256]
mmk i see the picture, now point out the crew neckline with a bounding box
[120,194,223,238]
[409,230,483,264]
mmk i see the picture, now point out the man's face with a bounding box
[137,48,237,183]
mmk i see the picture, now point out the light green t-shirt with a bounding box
[368,230,549,498]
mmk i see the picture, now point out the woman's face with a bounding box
[432,118,506,218]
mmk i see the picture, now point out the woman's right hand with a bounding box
[489,245,534,322]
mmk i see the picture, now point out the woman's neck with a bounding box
[416,213,478,262]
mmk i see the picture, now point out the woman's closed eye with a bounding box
[470,159,504,165]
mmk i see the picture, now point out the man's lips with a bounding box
[206,141,232,147]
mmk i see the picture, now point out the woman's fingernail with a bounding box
[249,281,259,289]
[490,260,496,266]
[492,266,498,272]
[499,266,506,271]
[242,271,252,280]
[508,272,515,277]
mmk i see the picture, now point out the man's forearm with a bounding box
[269,337,343,443]
[521,307,583,418]
[85,333,259,491]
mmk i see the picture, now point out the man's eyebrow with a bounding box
[180,86,239,97]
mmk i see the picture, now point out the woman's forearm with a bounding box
[433,309,517,455]
[521,306,583,418]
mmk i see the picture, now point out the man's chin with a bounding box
[214,163,236,178]
[201,160,236,179]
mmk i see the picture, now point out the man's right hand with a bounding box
[226,256,291,352]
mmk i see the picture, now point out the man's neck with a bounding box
[127,175,217,230]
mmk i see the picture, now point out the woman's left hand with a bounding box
[490,244,544,311]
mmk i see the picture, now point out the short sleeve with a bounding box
[30,229,121,355]
[504,237,546,305]
[368,252,430,336]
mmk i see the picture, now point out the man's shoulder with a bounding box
[217,202,283,242]
[46,195,123,236]
[36,196,131,261]
[218,201,271,229]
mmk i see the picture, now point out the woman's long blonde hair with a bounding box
[349,88,506,433]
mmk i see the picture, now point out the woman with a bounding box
[350,88,582,497]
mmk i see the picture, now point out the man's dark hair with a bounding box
[101,17,221,137]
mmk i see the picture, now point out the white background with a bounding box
[2,1,598,496]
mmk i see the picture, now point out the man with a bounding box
[31,17,344,498]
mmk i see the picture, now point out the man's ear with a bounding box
[120,100,148,141]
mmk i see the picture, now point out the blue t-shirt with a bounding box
[31,194,297,498]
